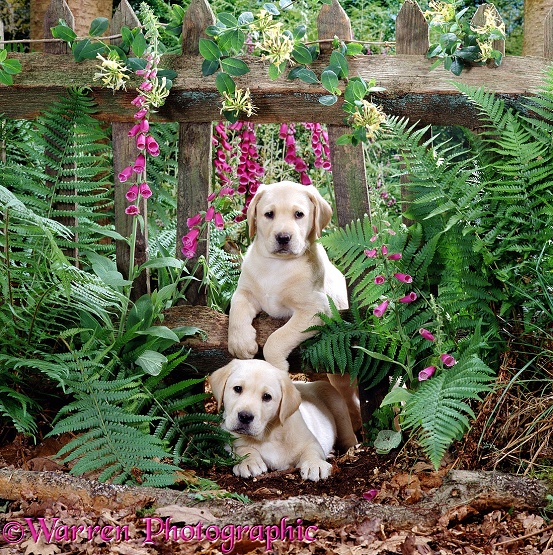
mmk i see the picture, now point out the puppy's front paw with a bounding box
[233,456,268,478]
[300,459,332,481]
[228,325,258,359]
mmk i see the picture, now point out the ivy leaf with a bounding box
[216,71,236,95]
[72,39,106,62]
[199,38,222,61]
[321,68,339,94]
[89,17,109,37]
[220,57,250,76]
[217,12,239,27]
[319,94,338,106]
[292,44,313,65]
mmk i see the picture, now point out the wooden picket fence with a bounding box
[1,0,552,401]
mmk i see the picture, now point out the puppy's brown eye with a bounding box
[262,393,272,402]
[295,211,304,219]
[233,386,242,394]
[264,211,274,219]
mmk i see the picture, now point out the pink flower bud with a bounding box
[214,211,225,229]
[419,328,435,342]
[219,187,235,197]
[362,489,379,501]
[125,184,139,202]
[441,354,456,367]
[364,248,377,258]
[398,292,417,303]
[134,108,148,119]
[387,253,402,260]
[394,273,413,283]
[140,81,153,92]
[418,366,436,381]
[128,124,141,137]
[207,192,217,202]
[205,206,215,221]
[131,96,145,107]
[381,245,388,255]
[373,300,389,318]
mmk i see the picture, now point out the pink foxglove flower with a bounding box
[187,213,202,228]
[398,292,417,303]
[128,124,141,137]
[381,245,388,255]
[214,211,225,229]
[205,206,215,221]
[394,273,413,283]
[145,135,159,156]
[139,182,152,199]
[118,166,133,183]
[139,118,149,133]
[364,248,377,258]
[125,184,139,202]
[440,354,456,367]
[134,107,148,119]
[125,204,139,216]
[133,154,146,174]
[181,228,200,259]
[373,300,389,318]
[136,134,146,150]
[374,275,386,285]
[300,172,312,185]
[387,253,402,260]
[418,366,436,381]
[419,328,435,342]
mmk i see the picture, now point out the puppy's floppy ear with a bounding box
[208,361,235,411]
[278,373,302,424]
[305,185,333,241]
[246,186,267,240]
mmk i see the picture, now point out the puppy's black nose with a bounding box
[276,233,291,245]
[238,411,254,424]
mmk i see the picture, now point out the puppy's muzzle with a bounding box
[276,233,291,246]
[233,410,255,434]
[238,411,254,424]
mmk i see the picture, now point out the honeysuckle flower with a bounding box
[364,248,377,258]
[258,24,294,66]
[398,292,417,303]
[139,182,152,199]
[220,88,257,118]
[424,1,455,24]
[214,212,225,229]
[181,228,200,259]
[470,4,505,36]
[418,366,436,381]
[441,353,456,367]
[93,53,130,92]
[419,328,435,342]
[362,489,379,501]
[133,154,146,173]
[187,213,202,228]
[118,166,133,183]
[140,76,171,107]
[373,300,389,318]
[387,253,402,260]
[349,100,386,140]
[125,204,139,216]
[125,184,139,202]
[374,275,386,285]
[394,273,413,283]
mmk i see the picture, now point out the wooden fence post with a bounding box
[545,7,553,59]
[109,1,149,298]
[176,0,216,306]
[43,0,73,55]
[396,0,429,229]
[471,4,505,66]
[317,0,370,226]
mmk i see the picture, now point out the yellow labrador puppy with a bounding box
[227,180,360,429]
[209,359,357,481]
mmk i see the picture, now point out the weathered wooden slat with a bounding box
[317,0,370,224]
[545,7,553,60]
[43,0,73,55]
[1,53,547,127]
[109,0,140,47]
[395,0,428,55]
[175,0,216,306]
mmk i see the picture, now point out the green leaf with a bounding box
[293,25,307,40]
[205,25,223,37]
[0,71,13,86]
[280,0,294,10]
[126,57,146,71]
[321,69,339,94]
[268,62,285,80]
[330,51,348,78]
[217,12,239,27]
[139,257,185,271]
[263,3,280,15]
[0,50,6,62]
[289,67,318,84]
[216,71,236,95]
[72,39,106,62]
[335,133,352,145]
[89,17,109,37]
[202,59,219,76]
[220,57,250,76]
[218,29,245,52]
[345,42,364,56]
[135,326,180,343]
[292,44,313,65]
[131,32,147,58]
[1,59,22,75]
[374,429,402,453]
[238,12,254,25]
[199,38,222,61]
[353,346,409,372]
[50,24,77,43]
[135,350,167,376]
[381,387,413,407]
[319,94,338,106]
